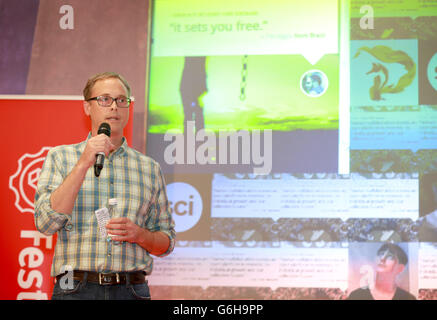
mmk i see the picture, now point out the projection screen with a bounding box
[145,0,437,300]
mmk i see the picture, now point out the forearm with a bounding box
[50,160,89,215]
[137,229,171,256]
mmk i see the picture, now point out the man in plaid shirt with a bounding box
[34,72,175,300]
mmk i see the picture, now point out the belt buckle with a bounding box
[99,273,120,285]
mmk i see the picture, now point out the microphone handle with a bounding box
[94,152,105,177]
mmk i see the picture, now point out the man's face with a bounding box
[305,76,313,90]
[83,77,130,137]
[375,249,403,274]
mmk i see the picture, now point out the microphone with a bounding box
[94,122,111,177]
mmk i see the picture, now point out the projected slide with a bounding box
[146,0,437,300]
[349,4,437,175]
[147,0,340,174]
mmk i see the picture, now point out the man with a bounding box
[34,72,175,300]
[180,56,207,135]
[347,243,415,300]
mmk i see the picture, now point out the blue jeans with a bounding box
[51,273,151,300]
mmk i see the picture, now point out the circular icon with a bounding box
[167,182,203,233]
[427,53,437,91]
[300,70,328,97]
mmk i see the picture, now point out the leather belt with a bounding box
[56,270,147,285]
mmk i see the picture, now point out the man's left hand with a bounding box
[106,217,144,244]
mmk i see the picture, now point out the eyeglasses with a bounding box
[87,95,131,108]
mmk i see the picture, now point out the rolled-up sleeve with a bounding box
[146,161,176,257]
[34,148,71,235]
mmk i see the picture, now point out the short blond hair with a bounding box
[83,72,131,100]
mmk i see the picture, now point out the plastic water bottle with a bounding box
[108,198,121,245]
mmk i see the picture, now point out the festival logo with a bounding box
[9,147,51,214]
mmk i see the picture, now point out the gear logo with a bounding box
[9,147,51,214]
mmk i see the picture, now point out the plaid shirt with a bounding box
[34,135,175,276]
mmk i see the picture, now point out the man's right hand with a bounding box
[79,134,116,169]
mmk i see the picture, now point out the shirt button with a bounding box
[64,223,73,231]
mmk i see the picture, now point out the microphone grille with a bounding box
[98,122,111,137]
